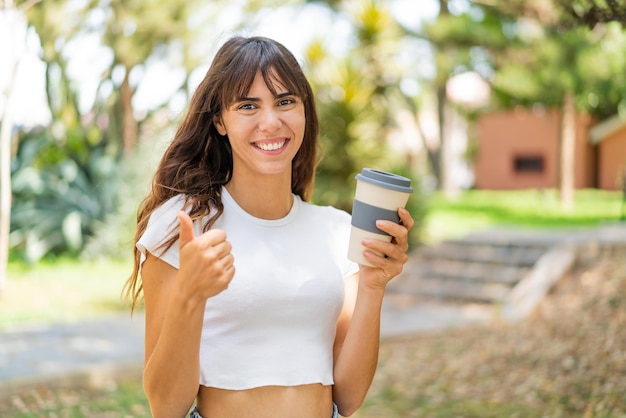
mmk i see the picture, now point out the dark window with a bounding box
[514,155,544,173]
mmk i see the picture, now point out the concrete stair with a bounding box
[390,238,551,304]
[386,224,626,323]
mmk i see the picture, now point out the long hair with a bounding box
[123,36,320,310]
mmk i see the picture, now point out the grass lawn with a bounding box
[0,257,134,330]
[421,188,624,243]
[1,379,151,418]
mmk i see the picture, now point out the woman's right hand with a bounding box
[176,211,235,303]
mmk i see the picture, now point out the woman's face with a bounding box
[215,71,305,182]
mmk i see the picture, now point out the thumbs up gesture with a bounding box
[176,211,235,301]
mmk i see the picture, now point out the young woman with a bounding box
[124,36,414,418]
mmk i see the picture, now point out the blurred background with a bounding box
[1,0,626,416]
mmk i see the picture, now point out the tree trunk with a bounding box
[436,0,454,196]
[417,115,441,179]
[559,90,576,209]
[0,105,13,295]
[401,94,440,178]
[121,66,137,153]
[436,83,447,190]
[0,0,18,294]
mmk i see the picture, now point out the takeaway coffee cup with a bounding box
[348,168,413,267]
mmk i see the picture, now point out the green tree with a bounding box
[303,0,409,211]
[395,0,626,206]
[545,0,625,29]
[7,0,209,264]
[417,0,509,194]
[0,0,42,293]
[472,0,626,30]
[99,0,201,153]
[477,1,626,207]
[24,0,207,155]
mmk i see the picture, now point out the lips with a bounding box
[253,139,288,151]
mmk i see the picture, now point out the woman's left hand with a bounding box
[359,207,415,290]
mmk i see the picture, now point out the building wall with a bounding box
[598,126,626,190]
[577,116,598,188]
[475,108,595,190]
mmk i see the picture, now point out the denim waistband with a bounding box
[190,402,338,418]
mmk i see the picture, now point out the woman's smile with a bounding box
[252,138,289,152]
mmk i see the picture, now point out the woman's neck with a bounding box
[225,175,294,220]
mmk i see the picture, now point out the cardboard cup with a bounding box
[348,169,413,267]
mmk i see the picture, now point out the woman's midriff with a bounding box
[196,383,334,418]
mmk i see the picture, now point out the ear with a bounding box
[214,115,227,136]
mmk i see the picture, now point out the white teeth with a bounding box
[256,141,285,151]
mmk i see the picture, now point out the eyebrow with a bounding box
[235,92,295,102]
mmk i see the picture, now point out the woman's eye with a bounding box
[278,98,296,107]
[237,103,256,111]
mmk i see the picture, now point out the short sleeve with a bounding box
[331,207,360,278]
[343,257,360,278]
[136,195,186,270]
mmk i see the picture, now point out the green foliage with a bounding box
[554,0,626,28]
[102,0,194,68]
[307,1,413,212]
[424,10,515,51]
[13,0,205,265]
[312,60,382,213]
[473,1,626,119]
[24,0,205,156]
[10,131,121,264]
[82,142,162,260]
[386,163,428,249]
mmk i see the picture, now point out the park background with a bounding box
[1,0,626,416]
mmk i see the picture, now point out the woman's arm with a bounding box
[142,256,204,418]
[332,208,414,416]
[142,212,235,418]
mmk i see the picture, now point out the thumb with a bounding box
[177,211,195,249]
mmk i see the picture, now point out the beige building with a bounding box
[590,115,626,190]
[474,108,626,191]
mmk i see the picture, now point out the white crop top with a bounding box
[137,187,359,390]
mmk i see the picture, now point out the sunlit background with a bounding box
[2,0,439,126]
[1,0,626,416]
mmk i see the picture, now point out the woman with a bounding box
[124,36,414,418]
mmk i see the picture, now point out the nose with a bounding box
[257,107,282,133]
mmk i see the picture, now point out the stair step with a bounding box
[395,238,545,304]
[392,225,626,308]
[414,260,530,285]
[416,242,547,266]
[390,275,511,303]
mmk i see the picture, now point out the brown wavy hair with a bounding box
[123,36,320,310]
